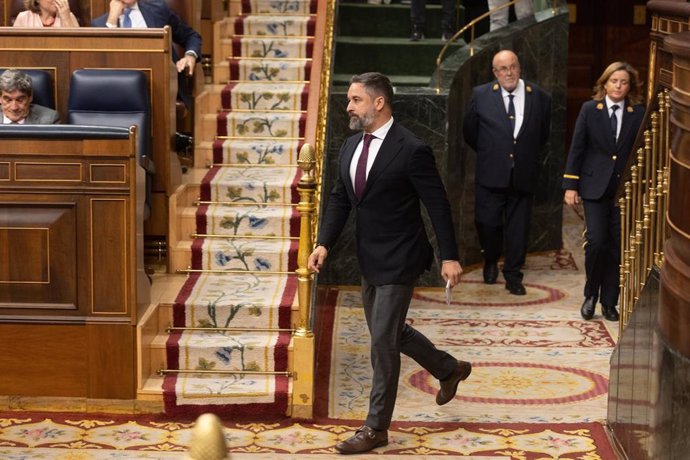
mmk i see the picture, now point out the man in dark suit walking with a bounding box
[463,50,551,295]
[563,61,645,321]
[308,72,471,455]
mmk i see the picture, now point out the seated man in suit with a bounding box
[92,0,202,106]
[0,69,60,124]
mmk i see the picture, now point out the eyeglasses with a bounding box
[493,64,520,74]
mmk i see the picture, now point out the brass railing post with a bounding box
[295,144,316,338]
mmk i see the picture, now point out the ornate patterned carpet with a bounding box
[0,207,619,457]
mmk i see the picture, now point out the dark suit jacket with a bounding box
[92,0,202,60]
[463,80,551,194]
[318,121,459,285]
[26,104,60,124]
[562,99,645,200]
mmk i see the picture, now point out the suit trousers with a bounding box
[487,0,534,31]
[475,181,533,284]
[360,279,457,430]
[582,197,621,307]
[411,0,456,32]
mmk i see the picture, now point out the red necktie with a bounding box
[354,133,374,200]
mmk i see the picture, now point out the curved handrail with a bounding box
[434,0,560,91]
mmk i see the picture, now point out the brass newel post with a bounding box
[295,143,316,338]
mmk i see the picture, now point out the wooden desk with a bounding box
[0,125,148,399]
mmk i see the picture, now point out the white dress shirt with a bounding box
[501,79,526,138]
[605,95,625,141]
[349,116,394,189]
[3,114,24,124]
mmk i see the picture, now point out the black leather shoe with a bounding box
[483,262,498,284]
[602,304,620,321]
[505,281,526,295]
[580,297,596,320]
[335,426,388,454]
[410,26,424,41]
[436,360,472,405]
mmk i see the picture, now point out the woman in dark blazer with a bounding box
[563,62,645,321]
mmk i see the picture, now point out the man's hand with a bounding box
[176,55,196,76]
[441,260,463,287]
[106,0,126,26]
[564,189,580,207]
[307,245,328,273]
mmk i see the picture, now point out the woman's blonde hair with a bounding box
[592,61,644,105]
[24,0,42,14]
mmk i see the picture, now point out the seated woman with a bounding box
[14,0,80,27]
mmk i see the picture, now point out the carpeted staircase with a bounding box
[162,0,317,417]
[334,1,465,87]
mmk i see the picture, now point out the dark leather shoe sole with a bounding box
[335,427,388,455]
[580,297,596,320]
[436,361,472,405]
[505,282,526,295]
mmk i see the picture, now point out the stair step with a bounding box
[337,2,465,38]
[334,35,465,77]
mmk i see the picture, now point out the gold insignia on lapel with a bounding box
[627,106,634,113]
[526,85,533,93]
[596,103,604,110]
[492,83,499,91]
[563,174,579,180]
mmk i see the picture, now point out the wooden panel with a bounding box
[90,164,127,183]
[0,324,88,396]
[0,201,78,311]
[91,198,128,314]
[0,227,48,283]
[14,162,83,182]
[0,322,136,398]
[0,162,8,180]
[87,323,135,398]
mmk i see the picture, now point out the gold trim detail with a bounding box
[563,174,579,179]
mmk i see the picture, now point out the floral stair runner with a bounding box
[163,0,316,417]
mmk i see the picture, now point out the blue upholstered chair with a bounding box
[67,69,154,218]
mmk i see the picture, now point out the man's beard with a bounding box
[349,111,375,131]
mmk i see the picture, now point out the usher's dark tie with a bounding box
[507,94,516,134]
[610,104,619,140]
[354,133,374,200]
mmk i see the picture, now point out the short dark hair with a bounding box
[0,69,33,97]
[349,72,394,107]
